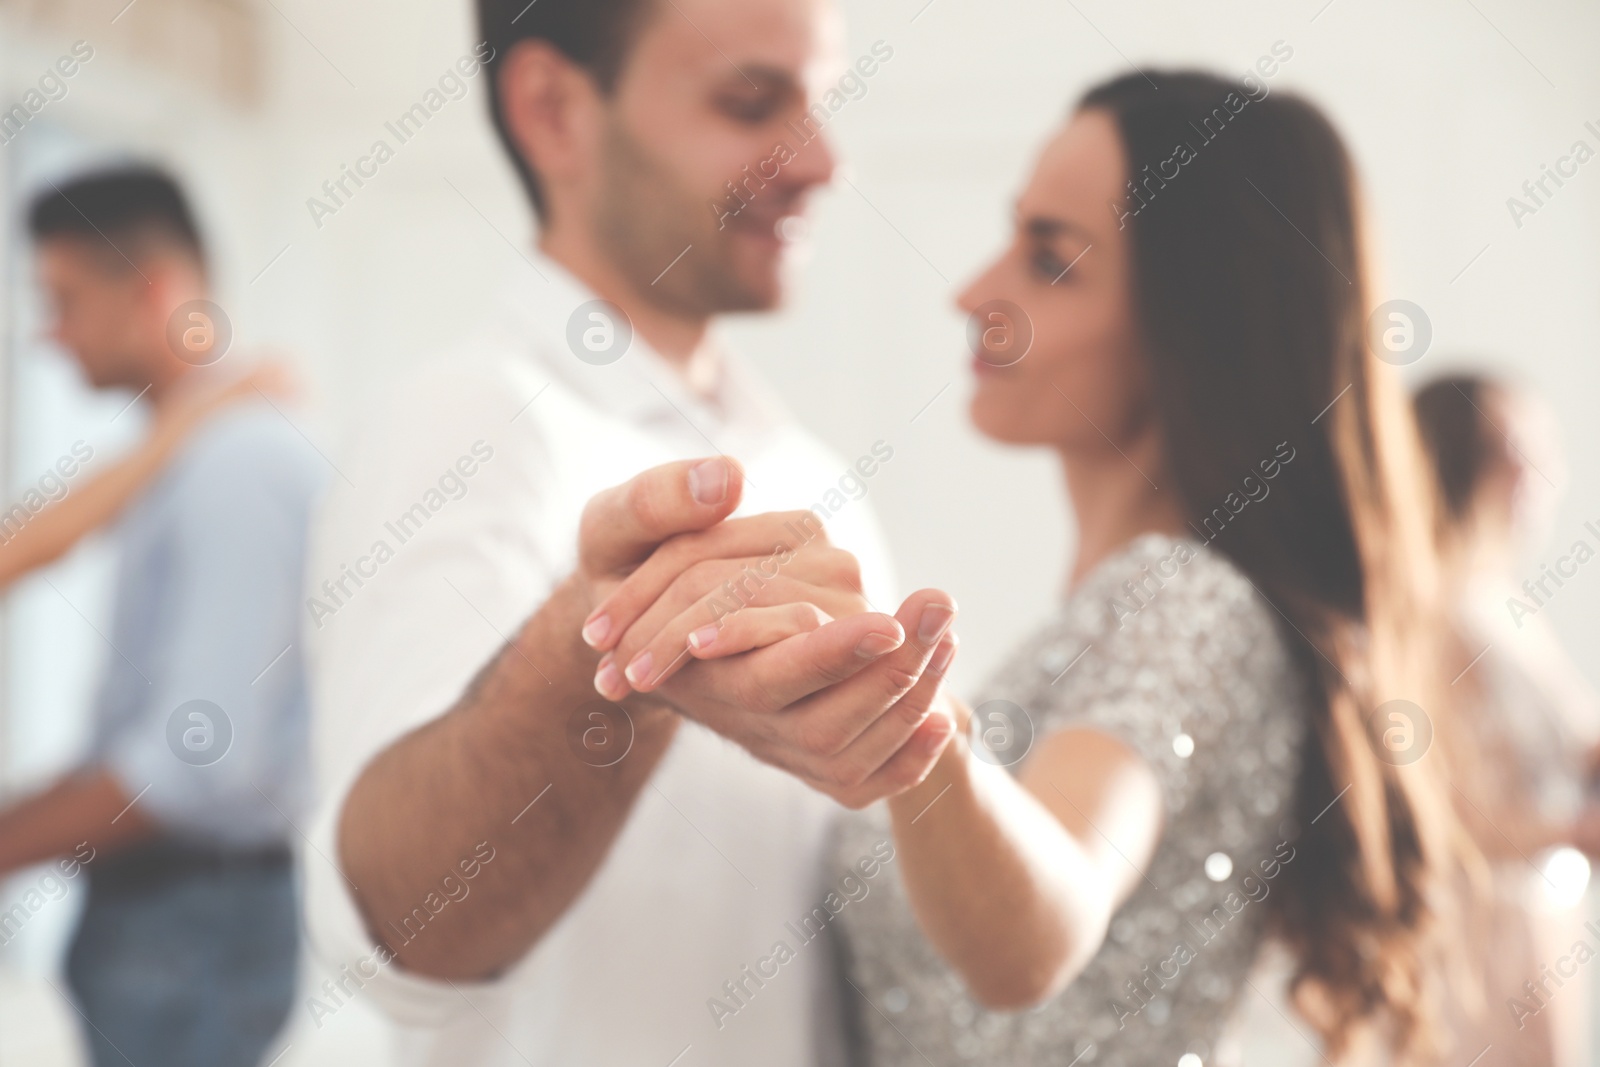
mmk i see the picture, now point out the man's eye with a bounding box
[718,95,780,124]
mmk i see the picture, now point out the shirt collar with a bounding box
[496,247,789,441]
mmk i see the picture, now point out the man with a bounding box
[304,0,954,1064]
[0,167,324,1066]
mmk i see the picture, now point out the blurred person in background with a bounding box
[0,166,323,1067]
[305,0,953,1064]
[0,359,290,588]
[1415,373,1600,1067]
[589,71,1470,1066]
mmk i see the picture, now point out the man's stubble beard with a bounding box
[74,343,147,393]
[592,116,775,318]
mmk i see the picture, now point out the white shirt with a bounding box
[302,250,897,1067]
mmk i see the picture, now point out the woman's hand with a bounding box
[1567,805,1600,857]
[566,460,953,809]
[651,587,961,808]
[152,357,300,443]
[581,509,890,699]
[0,359,301,589]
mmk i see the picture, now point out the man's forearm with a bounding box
[338,576,680,980]
[0,769,156,874]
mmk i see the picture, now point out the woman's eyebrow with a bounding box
[1020,214,1093,243]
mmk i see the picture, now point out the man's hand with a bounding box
[0,769,155,876]
[579,483,961,808]
[338,454,955,981]
[573,455,746,602]
[575,460,920,713]
[582,508,886,695]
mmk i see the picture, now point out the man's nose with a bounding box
[783,123,838,190]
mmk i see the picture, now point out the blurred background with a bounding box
[1,0,1596,1062]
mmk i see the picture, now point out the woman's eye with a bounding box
[1032,250,1069,282]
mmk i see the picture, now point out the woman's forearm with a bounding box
[0,372,256,590]
[885,716,1118,1010]
[0,429,188,588]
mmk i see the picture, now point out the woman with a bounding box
[587,72,1462,1064]
[0,362,292,589]
[1416,373,1600,1067]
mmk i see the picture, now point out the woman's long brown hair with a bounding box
[1079,72,1461,1060]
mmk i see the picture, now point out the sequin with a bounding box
[831,534,1308,1066]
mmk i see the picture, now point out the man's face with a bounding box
[36,238,153,390]
[592,0,844,315]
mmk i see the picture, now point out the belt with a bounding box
[89,837,293,894]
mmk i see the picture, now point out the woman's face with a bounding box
[1480,385,1566,551]
[958,109,1155,454]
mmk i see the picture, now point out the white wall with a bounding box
[2,0,1598,1063]
[20,0,1593,693]
[209,0,1600,699]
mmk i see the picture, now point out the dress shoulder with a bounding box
[976,533,1306,814]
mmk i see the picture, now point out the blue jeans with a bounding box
[65,844,298,1067]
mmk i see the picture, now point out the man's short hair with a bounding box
[477,0,656,220]
[28,165,206,272]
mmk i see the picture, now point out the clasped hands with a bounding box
[571,455,959,808]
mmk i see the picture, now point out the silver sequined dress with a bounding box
[832,534,1310,1067]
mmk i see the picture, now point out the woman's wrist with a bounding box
[147,399,214,456]
[888,705,976,826]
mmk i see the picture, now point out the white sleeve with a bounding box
[301,351,562,1024]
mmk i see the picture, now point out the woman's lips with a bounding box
[971,351,1023,375]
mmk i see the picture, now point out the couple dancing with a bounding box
[305,1,1457,1065]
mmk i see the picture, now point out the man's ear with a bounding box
[500,39,608,203]
[136,251,206,359]
[137,255,183,339]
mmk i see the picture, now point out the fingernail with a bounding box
[624,650,654,687]
[594,658,624,699]
[919,716,953,754]
[581,614,611,649]
[917,604,956,645]
[688,459,728,505]
[930,640,956,675]
[855,632,901,659]
[688,625,719,651]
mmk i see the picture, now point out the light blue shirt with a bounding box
[89,400,326,848]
